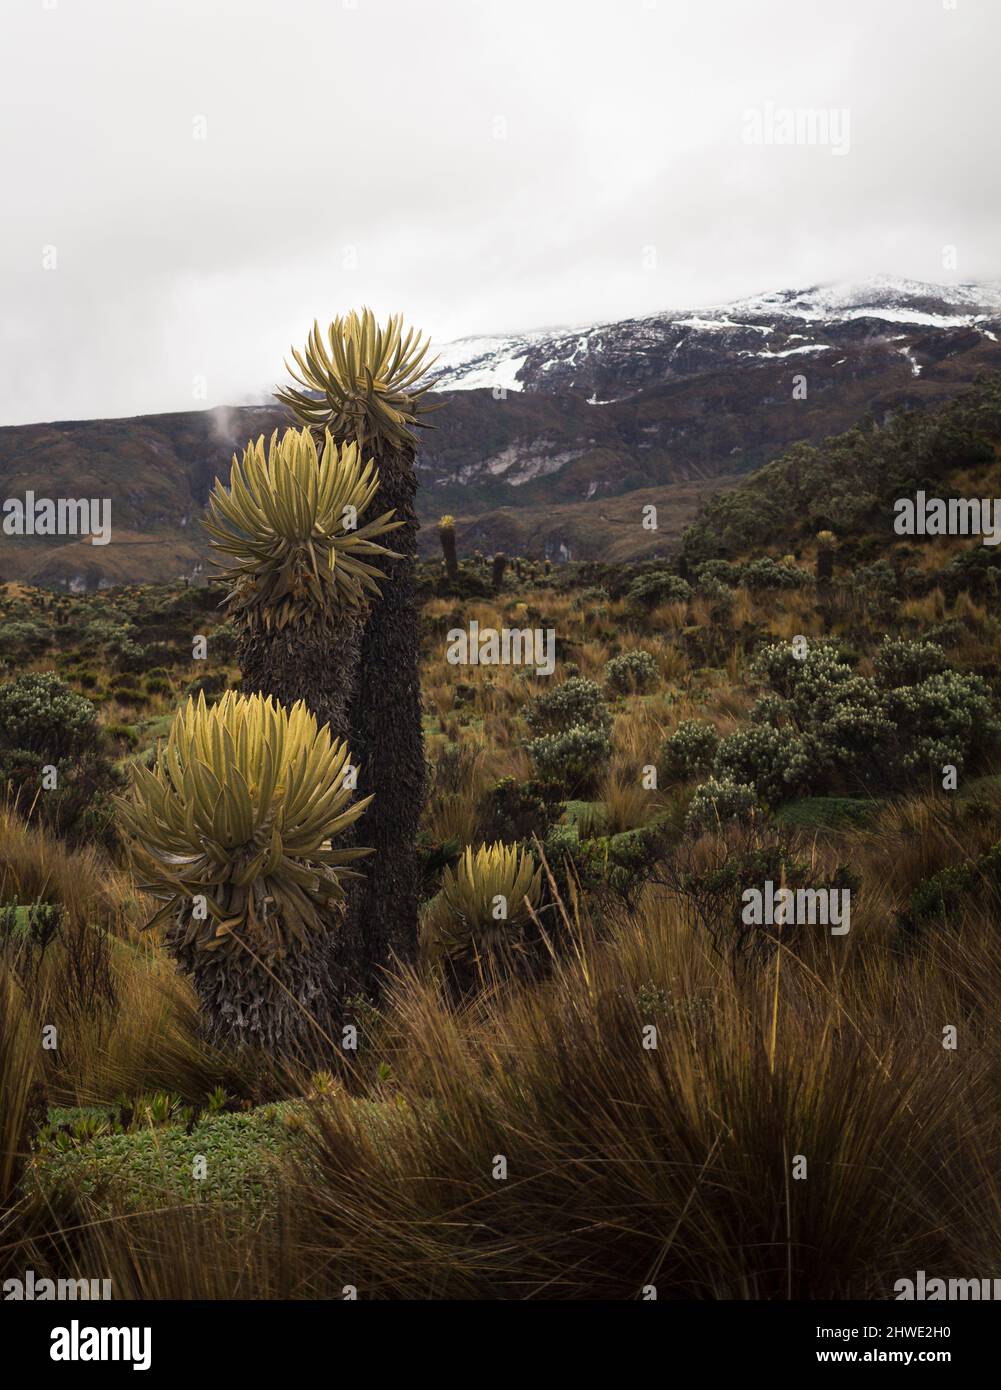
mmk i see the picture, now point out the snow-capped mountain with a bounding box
[6,276,1001,588]
[432,277,1001,399]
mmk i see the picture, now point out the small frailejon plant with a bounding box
[423,842,542,963]
[117,691,371,1054]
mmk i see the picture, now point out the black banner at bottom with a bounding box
[0,1298,993,1376]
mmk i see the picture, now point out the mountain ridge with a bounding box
[3,277,1001,589]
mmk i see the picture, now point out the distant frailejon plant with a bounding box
[277,310,441,995]
[438,514,459,582]
[204,425,400,741]
[118,692,371,1053]
[492,551,508,592]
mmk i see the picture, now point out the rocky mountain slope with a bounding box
[2,278,1000,588]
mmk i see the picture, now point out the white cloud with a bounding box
[1,0,999,424]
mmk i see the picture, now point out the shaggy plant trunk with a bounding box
[239,618,361,743]
[238,617,364,1047]
[816,546,834,585]
[337,443,425,1001]
[167,916,334,1060]
[492,551,507,592]
[439,525,459,582]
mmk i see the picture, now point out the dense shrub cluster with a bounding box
[685,777,758,832]
[660,720,719,782]
[739,557,808,591]
[0,619,49,660]
[681,374,1001,569]
[684,639,1000,812]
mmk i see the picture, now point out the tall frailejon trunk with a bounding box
[339,443,425,999]
[240,618,364,1044]
[239,619,361,744]
[439,523,458,582]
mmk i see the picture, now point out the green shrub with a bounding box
[694,560,740,589]
[604,650,658,695]
[34,1106,303,1214]
[731,640,1001,798]
[685,778,758,832]
[713,724,813,805]
[110,638,152,674]
[572,586,610,610]
[525,677,612,734]
[0,619,51,658]
[738,557,807,590]
[110,685,148,707]
[625,571,691,610]
[898,844,1001,934]
[185,671,228,700]
[475,776,563,843]
[883,671,1000,779]
[660,720,719,782]
[0,673,120,840]
[872,637,947,689]
[527,724,612,795]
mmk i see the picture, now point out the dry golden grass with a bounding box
[265,870,1001,1299]
[0,802,133,935]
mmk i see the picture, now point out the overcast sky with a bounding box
[2,0,999,426]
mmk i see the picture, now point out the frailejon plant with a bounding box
[275,309,440,455]
[278,310,438,996]
[204,425,401,740]
[423,842,542,962]
[117,691,371,1053]
[492,552,507,592]
[438,514,459,582]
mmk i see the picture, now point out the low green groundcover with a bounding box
[32,1106,301,1212]
[773,797,880,831]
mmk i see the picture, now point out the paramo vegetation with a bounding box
[4,364,1001,1296]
